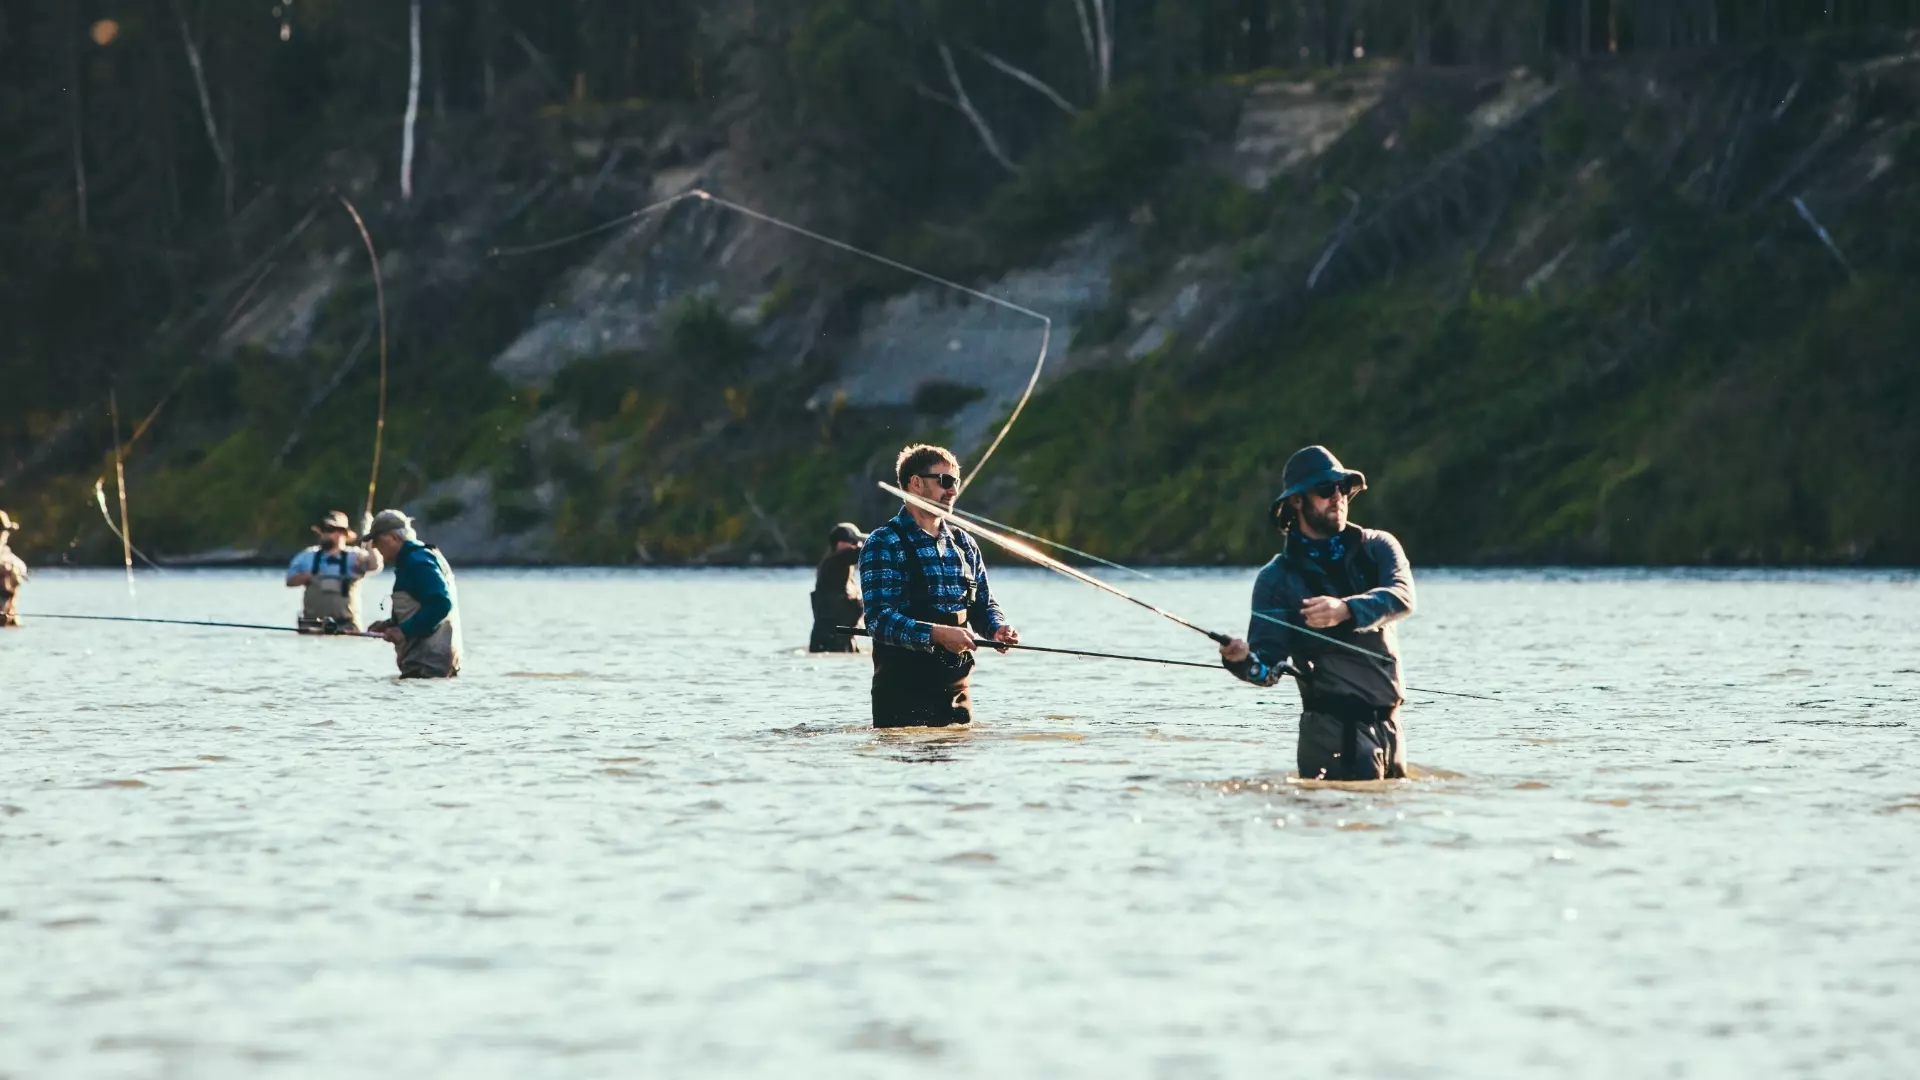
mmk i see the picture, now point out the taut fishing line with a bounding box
[942,502,1155,580]
[886,482,1496,701]
[25,612,378,636]
[882,481,1232,644]
[490,189,1052,492]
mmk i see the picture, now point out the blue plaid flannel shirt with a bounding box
[859,508,1008,652]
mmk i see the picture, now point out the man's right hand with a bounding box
[930,623,976,655]
[1219,637,1251,663]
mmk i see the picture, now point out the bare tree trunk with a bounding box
[1091,0,1113,94]
[1245,0,1273,68]
[477,0,498,108]
[1070,0,1100,93]
[967,45,1080,114]
[401,0,422,200]
[173,1,233,220]
[936,44,1021,175]
[67,1,87,235]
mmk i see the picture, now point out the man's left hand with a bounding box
[1301,596,1350,628]
[376,625,407,645]
[992,625,1020,653]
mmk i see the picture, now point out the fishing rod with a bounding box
[882,482,1233,645]
[335,192,389,535]
[25,612,379,637]
[830,626,1265,673]
[881,483,1498,702]
[941,503,1155,580]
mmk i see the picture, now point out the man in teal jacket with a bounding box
[1219,446,1416,780]
[363,509,463,678]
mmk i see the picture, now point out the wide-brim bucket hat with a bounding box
[312,509,357,539]
[1270,445,1367,519]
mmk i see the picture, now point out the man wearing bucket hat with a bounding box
[285,510,384,633]
[0,511,27,628]
[1218,446,1417,781]
[362,509,462,679]
[809,522,868,653]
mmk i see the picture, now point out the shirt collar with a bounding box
[892,506,950,543]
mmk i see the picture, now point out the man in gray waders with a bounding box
[0,511,27,628]
[284,510,384,633]
[809,522,867,653]
[859,444,1019,728]
[362,509,462,679]
[1219,446,1416,780]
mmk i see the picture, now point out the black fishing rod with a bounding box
[24,613,379,637]
[830,627,1261,673]
[880,483,1499,702]
[881,482,1235,645]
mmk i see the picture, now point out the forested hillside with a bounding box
[4,1,1917,565]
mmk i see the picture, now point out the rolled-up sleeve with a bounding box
[860,530,933,652]
[1344,532,1416,631]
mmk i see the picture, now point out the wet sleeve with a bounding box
[860,532,932,652]
[1345,532,1416,631]
[967,540,1007,636]
[1228,565,1292,687]
[395,552,453,639]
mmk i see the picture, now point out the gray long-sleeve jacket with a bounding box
[1227,525,1416,708]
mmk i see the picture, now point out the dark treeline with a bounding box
[4,0,1918,490]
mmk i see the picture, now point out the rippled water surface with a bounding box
[5,567,1919,1079]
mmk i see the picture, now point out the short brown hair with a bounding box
[895,444,959,489]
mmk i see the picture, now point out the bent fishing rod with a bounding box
[24,613,380,637]
[882,483,1233,645]
[829,627,1277,673]
[880,483,1496,702]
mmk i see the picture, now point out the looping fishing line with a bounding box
[490,189,1052,491]
[90,480,162,572]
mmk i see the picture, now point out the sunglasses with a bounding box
[913,472,960,491]
[1310,479,1358,500]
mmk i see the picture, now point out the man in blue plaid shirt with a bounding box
[859,444,1019,728]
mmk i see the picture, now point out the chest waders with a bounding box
[870,538,975,728]
[390,547,462,679]
[809,552,863,654]
[1,551,21,627]
[299,549,364,633]
[1285,531,1405,781]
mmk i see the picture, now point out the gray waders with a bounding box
[1298,691,1405,781]
[389,555,461,679]
[299,549,364,633]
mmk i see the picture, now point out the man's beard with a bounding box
[1299,502,1343,537]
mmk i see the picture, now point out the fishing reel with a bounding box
[296,616,357,636]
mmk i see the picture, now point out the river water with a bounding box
[4,567,1917,1079]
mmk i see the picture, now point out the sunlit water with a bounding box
[4,567,1918,1079]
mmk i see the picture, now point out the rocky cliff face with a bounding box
[12,43,1919,567]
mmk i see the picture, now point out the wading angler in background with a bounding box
[860,445,1018,728]
[0,511,26,628]
[362,510,462,679]
[285,510,384,633]
[809,522,867,653]
[1220,446,1416,781]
